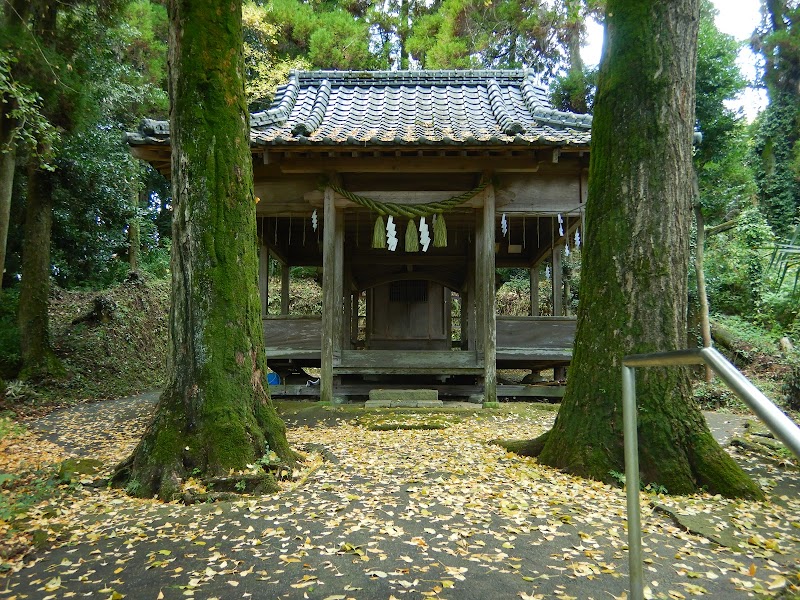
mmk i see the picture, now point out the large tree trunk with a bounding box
[0,110,15,291]
[534,0,761,499]
[112,0,295,501]
[18,160,62,378]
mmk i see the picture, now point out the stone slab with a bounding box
[366,389,441,408]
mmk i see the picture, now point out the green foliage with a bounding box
[693,0,756,227]
[140,238,171,279]
[694,1,748,168]
[550,66,596,113]
[750,96,800,236]
[0,53,57,164]
[0,289,20,380]
[704,209,774,318]
[50,127,137,288]
[712,314,783,354]
[749,0,800,237]
[243,2,307,110]
[407,0,565,74]
[265,0,383,70]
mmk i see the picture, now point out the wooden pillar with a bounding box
[552,245,563,317]
[259,241,269,318]
[552,244,567,381]
[474,215,485,357]
[321,186,343,403]
[529,266,539,316]
[350,293,359,348]
[464,250,476,351]
[479,184,497,404]
[334,212,345,358]
[280,262,290,315]
[460,288,469,350]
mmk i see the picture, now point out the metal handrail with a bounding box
[621,346,800,600]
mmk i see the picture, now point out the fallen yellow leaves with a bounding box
[0,401,798,600]
[0,421,67,474]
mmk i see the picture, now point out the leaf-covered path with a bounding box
[2,397,799,599]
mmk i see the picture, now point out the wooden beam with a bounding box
[551,245,566,381]
[481,182,497,404]
[354,271,465,295]
[496,384,566,398]
[334,350,482,375]
[334,201,345,362]
[304,190,487,210]
[259,243,269,318]
[552,245,563,317]
[350,293,359,348]
[474,210,485,358]
[321,186,338,403]
[530,266,540,316]
[279,156,541,174]
[280,263,290,315]
[348,254,465,266]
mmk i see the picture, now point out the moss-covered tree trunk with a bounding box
[113,0,294,500]
[535,0,761,499]
[18,158,62,378]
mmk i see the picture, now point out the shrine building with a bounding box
[126,69,591,404]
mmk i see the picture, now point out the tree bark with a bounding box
[532,0,761,499]
[18,159,62,378]
[0,107,15,291]
[112,0,295,500]
[399,0,410,70]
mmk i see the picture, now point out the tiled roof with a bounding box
[127,70,592,149]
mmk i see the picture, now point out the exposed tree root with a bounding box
[490,431,550,457]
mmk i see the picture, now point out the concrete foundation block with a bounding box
[366,389,442,408]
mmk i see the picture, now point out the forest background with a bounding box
[0,0,798,415]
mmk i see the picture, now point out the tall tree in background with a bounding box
[113,0,295,500]
[550,0,602,113]
[264,0,382,71]
[0,1,56,291]
[501,0,762,498]
[751,0,800,236]
[13,0,65,379]
[408,0,563,72]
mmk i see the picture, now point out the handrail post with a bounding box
[622,365,644,600]
[621,345,800,600]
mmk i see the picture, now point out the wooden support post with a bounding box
[259,241,269,318]
[350,293,359,348]
[552,246,563,317]
[280,262,290,315]
[530,266,539,316]
[481,183,497,405]
[321,186,344,404]
[334,211,344,360]
[552,244,566,381]
[474,216,485,357]
[460,288,469,350]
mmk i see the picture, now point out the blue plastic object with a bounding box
[267,372,280,385]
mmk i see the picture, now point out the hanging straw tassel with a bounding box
[433,213,447,247]
[372,215,386,249]
[405,218,419,252]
